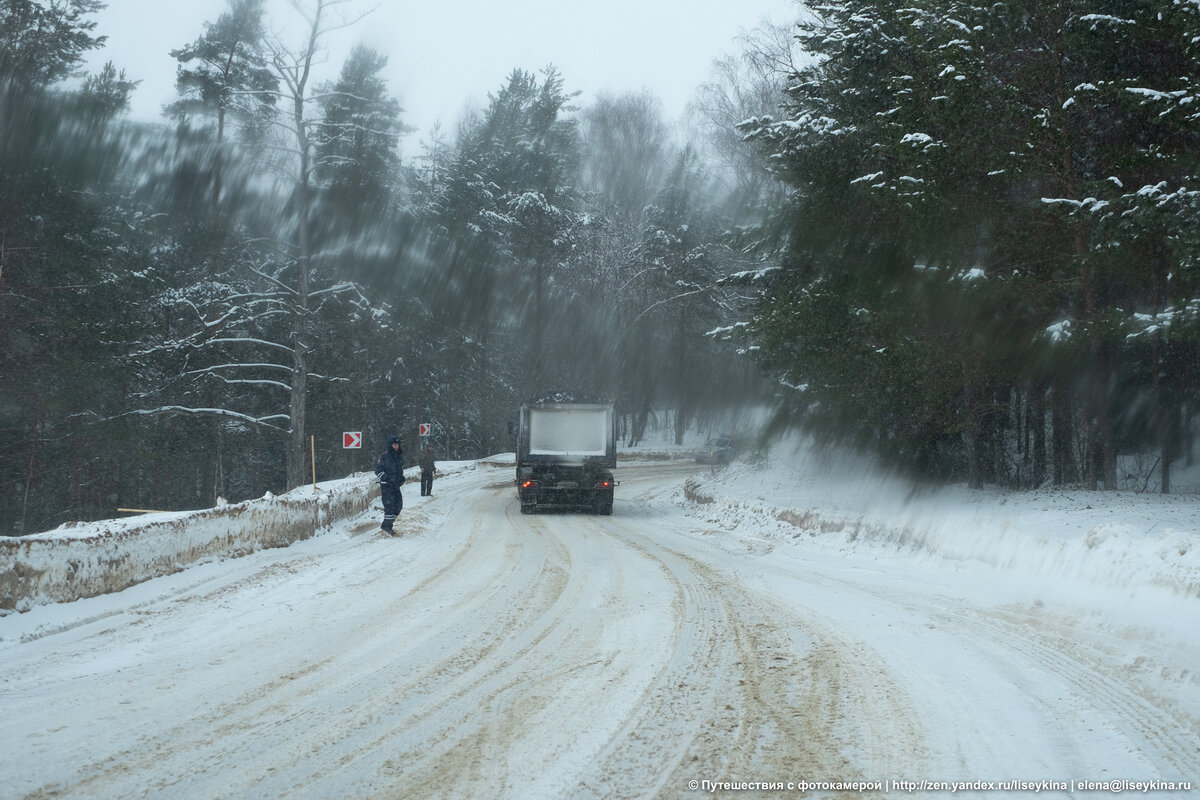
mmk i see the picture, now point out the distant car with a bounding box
[695,435,736,465]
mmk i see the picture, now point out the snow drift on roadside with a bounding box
[673,439,1200,624]
[0,474,378,613]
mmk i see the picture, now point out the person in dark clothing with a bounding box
[419,445,436,496]
[374,436,405,533]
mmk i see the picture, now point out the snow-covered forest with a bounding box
[3,0,1199,536]
[743,2,1200,493]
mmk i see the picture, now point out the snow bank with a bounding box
[676,440,1200,615]
[0,474,379,613]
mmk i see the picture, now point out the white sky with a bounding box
[85,0,802,147]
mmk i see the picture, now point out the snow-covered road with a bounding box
[2,459,1197,799]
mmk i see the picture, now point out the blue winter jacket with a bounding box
[375,436,406,484]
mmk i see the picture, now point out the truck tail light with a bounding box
[521,480,539,490]
[595,480,611,489]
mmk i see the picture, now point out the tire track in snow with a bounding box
[370,490,712,799]
[13,474,523,799]
[233,480,590,798]
[947,605,1200,780]
[752,554,1200,785]
[575,516,927,798]
[375,509,584,794]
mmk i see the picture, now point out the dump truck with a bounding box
[516,401,617,514]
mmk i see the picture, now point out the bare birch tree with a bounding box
[261,0,371,488]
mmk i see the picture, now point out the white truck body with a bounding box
[527,405,611,459]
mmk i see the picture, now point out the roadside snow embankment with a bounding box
[0,474,379,613]
[677,449,1200,612]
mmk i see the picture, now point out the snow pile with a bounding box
[0,474,380,613]
[674,439,1200,618]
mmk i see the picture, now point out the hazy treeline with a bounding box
[0,0,770,533]
[741,0,1200,491]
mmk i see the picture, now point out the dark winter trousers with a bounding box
[381,484,403,531]
[421,470,434,496]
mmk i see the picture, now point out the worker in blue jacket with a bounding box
[374,436,405,533]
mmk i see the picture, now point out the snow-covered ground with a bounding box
[1,433,1197,799]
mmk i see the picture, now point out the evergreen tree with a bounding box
[0,0,106,90]
[1,0,109,165]
[76,61,138,128]
[314,44,407,221]
[167,0,277,211]
[437,67,582,407]
[743,0,1200,489]
[0,171,160,532]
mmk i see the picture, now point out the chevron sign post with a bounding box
[343,431,362,449]
[418,423,431,437]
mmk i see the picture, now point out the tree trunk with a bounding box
[214,105,225,211]
[1051,32,1114,491]
[673,303,688,446]
[1051,383,1074,486]
[963,359,982,489]
[1153,335,1172,494]
[1099,355,1116,490]
[1030,380,1046,488]
[1161,427,1172,495]
[285,86,313,489]
[532,250,545,395]
[630,397,651,447]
